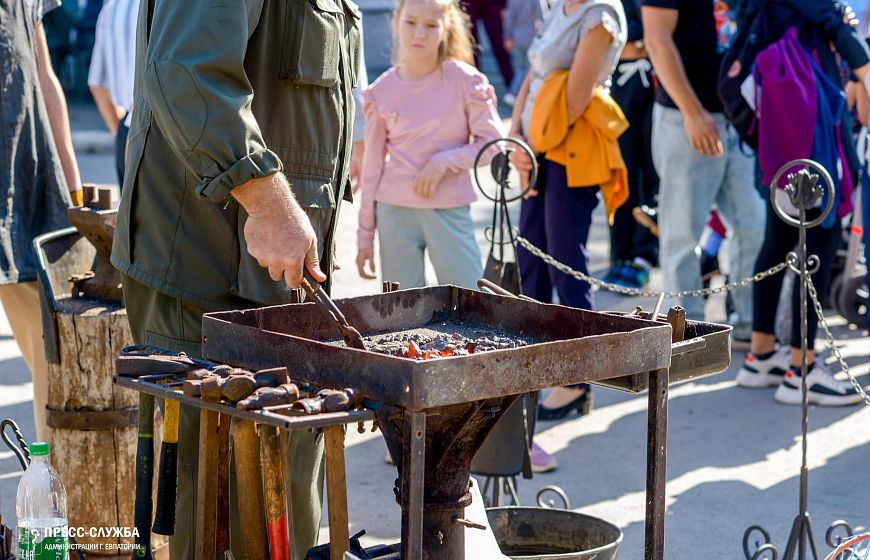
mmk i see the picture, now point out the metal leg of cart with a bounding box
[644,368,669,560]
[401,410,426,560]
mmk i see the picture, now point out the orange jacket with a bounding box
[528,71,629,224]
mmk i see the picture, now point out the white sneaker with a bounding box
[502,92,517,107]
[530,442,557,473]
[736,350,790,388]
[774,362,863,406]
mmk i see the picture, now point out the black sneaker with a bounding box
[774,362,863,406]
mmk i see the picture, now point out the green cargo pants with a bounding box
[122,274,325,560]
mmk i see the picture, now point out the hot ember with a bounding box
[365,332,528,360]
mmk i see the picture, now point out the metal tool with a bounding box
[133,394,155,560]
[299,269,366,350]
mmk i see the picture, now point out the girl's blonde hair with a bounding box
[392,0,475,67]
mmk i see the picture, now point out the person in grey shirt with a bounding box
[0,0,81,443]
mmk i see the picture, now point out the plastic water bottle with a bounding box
[16,442,68,560]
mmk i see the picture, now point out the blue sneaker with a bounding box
[615,262,650,289]
[604,262,625,284]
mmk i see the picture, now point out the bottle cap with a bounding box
[30,442,49,456]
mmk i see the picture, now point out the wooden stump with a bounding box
[46,298,167,559]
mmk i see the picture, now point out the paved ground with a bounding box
[1,65,868,558]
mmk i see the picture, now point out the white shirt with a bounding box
[87,0,139,111]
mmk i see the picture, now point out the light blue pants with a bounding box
[376,203,484,290]
[651,104,765,339]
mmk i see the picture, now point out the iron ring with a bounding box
[474,137,538,203]
[806,254,821,275]
[826,520,854,548]
[768,159,835,230]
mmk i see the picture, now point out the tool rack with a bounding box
[114,373,376,560]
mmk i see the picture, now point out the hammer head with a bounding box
[254,367,289,388]
[200,376,223,403]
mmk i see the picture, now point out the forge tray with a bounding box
[202,287,682,409]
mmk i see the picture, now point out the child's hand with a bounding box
[357,247,377,279]
[414,161,444,199]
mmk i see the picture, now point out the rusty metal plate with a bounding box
[201,287,673,409]
[591,320,732,393]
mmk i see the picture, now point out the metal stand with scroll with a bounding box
[742,160,854,560]
[473,138,537,296]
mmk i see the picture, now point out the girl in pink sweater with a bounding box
[355,0,504,289]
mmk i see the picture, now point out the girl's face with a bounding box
[396,0,448,65]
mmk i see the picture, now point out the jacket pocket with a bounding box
[280,0,343,87]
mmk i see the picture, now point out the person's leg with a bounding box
[540,160,598,310]
[652,104,724,320]
[423,205,485,290]
[750,203,796,350]
[518,159,553,303]
[461,0,482,70]
[0,281,50,442]
[631,79,660,265]
[788,213,842,362]
[608,64,641,268]
[116,115,129,189]
[508,46,529,95]
[376,203,428,289]
[122,275,325,560]
[479,3,514,88]
[715,122,766,341]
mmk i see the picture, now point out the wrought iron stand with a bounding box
[743,160,855,560]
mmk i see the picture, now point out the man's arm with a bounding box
[35,21,82,193]
[143,0,322,286]
[89,86,125,136]
[642,5,722,157]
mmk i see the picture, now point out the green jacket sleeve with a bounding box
[143,0,282,203]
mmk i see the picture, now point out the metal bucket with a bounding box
[486,507,622,560]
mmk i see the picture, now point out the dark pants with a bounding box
[752,202,842,349]
[116,115,129,189]
[608,61,659,266]
[518,158,599,310]
[462,0,514,88]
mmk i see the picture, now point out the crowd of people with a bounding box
[1,0,869,554]
[351,0,870,470]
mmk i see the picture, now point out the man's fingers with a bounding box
[268,266,284,282]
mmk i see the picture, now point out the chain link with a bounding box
[516,235,868,405]
[806,274,870,407]
[516,236,789,299]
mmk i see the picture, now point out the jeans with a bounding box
[376,203,484,290]
[508,45,530,95]
[652,104,766,339]
[517,158,599,310]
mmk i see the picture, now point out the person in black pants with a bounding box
[462,0,514,89]
[606,0,658,289]
[735,0,869,406]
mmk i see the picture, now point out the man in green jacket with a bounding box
[110,0,361,557]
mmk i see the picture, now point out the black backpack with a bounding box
[717,0,773,150]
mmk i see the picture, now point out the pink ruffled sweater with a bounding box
[356,60,504,250]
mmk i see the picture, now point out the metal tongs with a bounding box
[300,269,367,350]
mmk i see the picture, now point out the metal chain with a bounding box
[806,274,870,407]
[516,236,789,299]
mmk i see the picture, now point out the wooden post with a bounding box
[233,419,269,560]
[46,298,168,559]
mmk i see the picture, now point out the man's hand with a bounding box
[231,172,325,288]
[350,140,364,194]
[413,161,444,199]
[356,247,377,279]
[683,108,723,158]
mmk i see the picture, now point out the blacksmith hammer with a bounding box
[232,419,269,560]
[215,413,234,560]
[261,426,292,560]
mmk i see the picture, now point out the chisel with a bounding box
[133,394,154,560]
[152,398,180,535]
